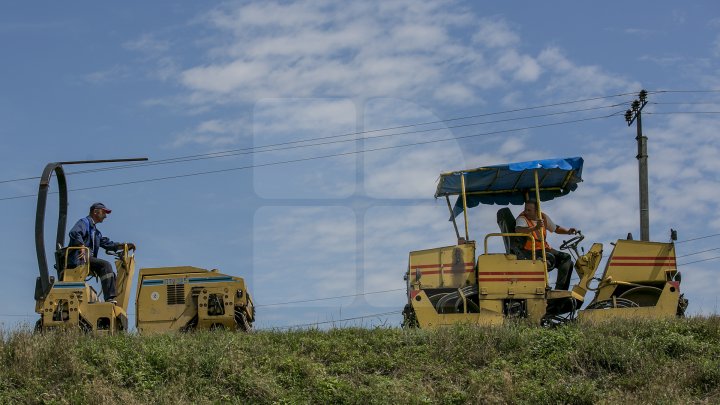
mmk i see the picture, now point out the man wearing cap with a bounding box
[67,202,135,304]
[515,199,577,290]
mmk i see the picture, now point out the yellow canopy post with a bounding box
[461,173,469,241]
[534,170,549,284]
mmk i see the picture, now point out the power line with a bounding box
[0,288,405,318]
[0,112,618,202]
[273,310,398,330]
[676,247,720,258]
[67,103,622,173]
[256,288,404,308]
[646,112,720,115]
[0,99,631,185]
[651,102,720,105]
[650,90,720,94]
[675,233,720,244]
[678,256,720,266]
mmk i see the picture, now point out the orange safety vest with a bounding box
[519,214,551,251]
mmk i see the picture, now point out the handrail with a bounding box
[483,233,536,260]
[63,246,91,271]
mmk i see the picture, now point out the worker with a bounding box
[67,202,135,304]
[515,199,577,290]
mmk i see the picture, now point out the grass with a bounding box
[1,317,719,404]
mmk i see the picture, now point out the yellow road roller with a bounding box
[33,159,254,334]
[402,157,687,328]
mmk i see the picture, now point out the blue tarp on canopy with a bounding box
[434,157,584,218]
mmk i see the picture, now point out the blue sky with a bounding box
[2,1,720,330]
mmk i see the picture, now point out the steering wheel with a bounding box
[105,243,134,259]
[105,248,124,259]
[559,232,584,251]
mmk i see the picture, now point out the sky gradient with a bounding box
[2,1,720,329]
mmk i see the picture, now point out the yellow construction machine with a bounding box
[33,159,254,334]
[402,157,687,328]
[33,159,144,334]
[135,266,254,333]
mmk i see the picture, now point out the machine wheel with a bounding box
[618,286,663,307]
[34,318,43,334]
[180,315,198,333]
[78,317,93,333]
[677,294,689,317]
[402,304,419,328]
[235,308,253,332]
[586,297,640,310]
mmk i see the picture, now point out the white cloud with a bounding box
[433,83,478,104]
[538,46,639,97]
[170,118,248,148]
[253,207,358,302]
[169,2,554,107]
[472,17,520,48]
[84,65,130,84]
[362,98,472,198]
[123,34,170,53]
[497,50,542,82]
[252,98,357,198]
[181,60,270,94]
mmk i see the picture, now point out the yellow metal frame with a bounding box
[533,171,549,276]
[62,246,90,281]
[36,244,135,335]
[461,173,469,241]
[483,232,536,259]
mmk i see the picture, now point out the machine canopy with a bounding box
[435,157,584,218]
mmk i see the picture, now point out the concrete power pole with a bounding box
[624,90,650,241]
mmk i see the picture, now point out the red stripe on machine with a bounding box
[411,262,474,269]
[612,256,676,260]
[479,272,545,276]
[478,277,546,282]
[609,262,676,267]
[420,268,475,275]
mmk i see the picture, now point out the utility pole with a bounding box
[624,89,649,241]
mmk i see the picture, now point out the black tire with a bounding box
[402,304,419,328]
[618,286,663,307]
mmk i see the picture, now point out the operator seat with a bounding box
[54,244,69,281]
[496,208,524,257]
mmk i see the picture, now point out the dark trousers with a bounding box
[548,249,573,291]
[90,257,117,301]
[521,248,573,290]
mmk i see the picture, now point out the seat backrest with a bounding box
[496,208,524,255]
[54,245,68,281]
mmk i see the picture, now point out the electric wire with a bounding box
[256,288,404,307]
[2,89,715,186]
[650,90,720,94]
[0,98,632,185]
[0,112,620,202]
[651,102,720,105]
[677,256,720,266]
[676,247,720,258]
[675,233,720,244]
[274,310,398,330]
[0,288,406,318]
[61,103,623,175]
[646,112,720,115]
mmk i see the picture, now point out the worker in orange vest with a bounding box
[515,199,577,290]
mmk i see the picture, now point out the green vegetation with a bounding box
[1,317,719,404]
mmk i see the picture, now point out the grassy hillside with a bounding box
[1,318,719,404]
